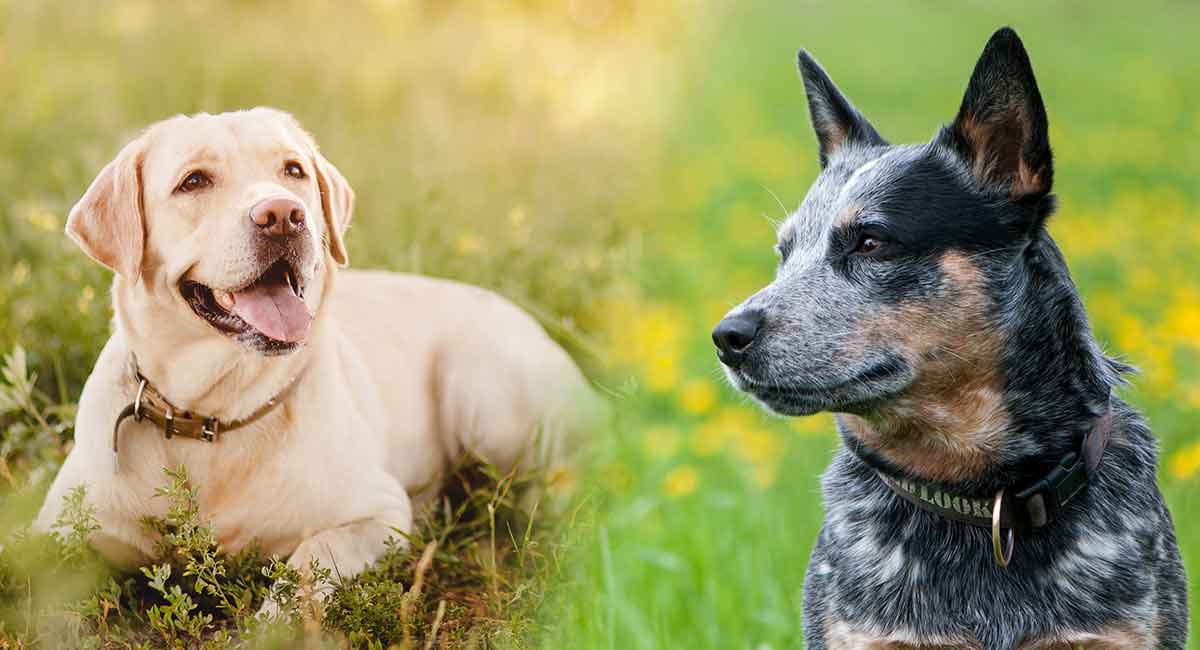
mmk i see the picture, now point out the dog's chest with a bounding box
[817,528,1154,649]
[157,434,382,556]
[814,472,1157,650]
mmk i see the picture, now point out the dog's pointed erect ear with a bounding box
[943,27,1052,200]
[312,150,354,267]
[65,135,149,282]
[797,50,887,167]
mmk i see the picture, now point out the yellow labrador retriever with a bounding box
[35,108,597,605]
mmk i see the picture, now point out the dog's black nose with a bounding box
[712,310,763,367]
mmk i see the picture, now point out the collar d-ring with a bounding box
[992,488,1016,568]
[133,378,148,420]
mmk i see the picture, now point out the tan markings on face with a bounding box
[834,201,864,227]
[1018,625,1154,649]
[842,251,1009,483]
[825,620,980,649]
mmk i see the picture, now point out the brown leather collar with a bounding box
[111,357,304,471]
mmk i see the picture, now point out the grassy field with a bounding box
[2,1,1199,648]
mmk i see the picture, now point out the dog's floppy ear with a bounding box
[65,134,149,282]
[312,150,354,267]
[941,27,1052,200]
[272,109,355,267]
[796,50,887,168]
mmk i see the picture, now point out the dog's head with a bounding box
[66,108,353,356]
[715,29,1055,424]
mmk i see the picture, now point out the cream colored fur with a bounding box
[34,109,597,609]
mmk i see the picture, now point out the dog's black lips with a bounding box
[180,258,306,356]
[738,357,907,414]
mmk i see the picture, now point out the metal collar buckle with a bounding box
[991,489,1016,568]
[112,357,306,474]
[133,378,147,421]
[201,418,219,443]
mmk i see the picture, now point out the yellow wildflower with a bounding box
[25,208,59,232]
[611,303,686,392]
[1168,441,1200,481]
[77,286,95,314]
[790,413,836,437]
[733,428,783,465]
[1141,344,1176,394]
[678,379,717,415]
[455,232,486,255]
[644,354,679,393]
[663,465,699,498]
[691,406,755,456]
[1159,293,1200,348]
[1113,315,1147,354]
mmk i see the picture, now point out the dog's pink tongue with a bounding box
[232,283,311,343]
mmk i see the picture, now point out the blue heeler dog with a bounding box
[712,28,1188,649]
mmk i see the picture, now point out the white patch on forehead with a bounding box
[776,149,902,277]
[839,155,884,201]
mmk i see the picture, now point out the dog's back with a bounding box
[330,269,601,483]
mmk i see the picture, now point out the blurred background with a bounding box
[1,1,1198,648]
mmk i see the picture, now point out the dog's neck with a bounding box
[989,232,1120,482]
[111,275,320,422]
[840,232,1120,493]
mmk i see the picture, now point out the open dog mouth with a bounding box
[180,258,311,355]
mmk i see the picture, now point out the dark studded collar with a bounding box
[874,401,1113,566]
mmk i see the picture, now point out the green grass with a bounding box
[532,3,1200,648]
[3,1,1200,648]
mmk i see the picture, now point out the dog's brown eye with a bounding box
[854,236,883,255]
[177,170,212,193]
[284,161,306,179]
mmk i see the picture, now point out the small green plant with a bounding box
[136,465,312,645]
[141,562,213,644]
[0,449,565,648]
[142,467,258,622]
[50,486,100,566]
[0,346,73,489]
